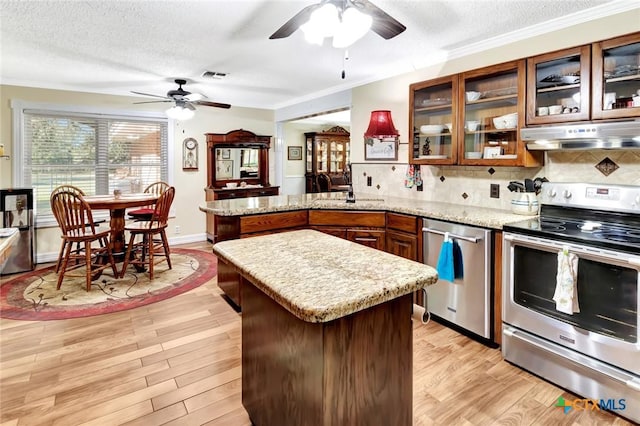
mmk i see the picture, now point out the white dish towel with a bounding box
[553,247,580,315]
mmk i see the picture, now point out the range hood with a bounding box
[522,120,640,151]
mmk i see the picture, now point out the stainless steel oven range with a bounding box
[502,182,639,423]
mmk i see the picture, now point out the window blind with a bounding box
[23,110,168,217]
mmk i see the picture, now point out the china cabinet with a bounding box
[460,60,541,167]
[305,126,350,193]
[592,32,640,120]
[409,76,458,165]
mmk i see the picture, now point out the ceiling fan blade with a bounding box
[184,93,206,102]
[184,102,197,111]
[195,100,231,109]
[269,3,320,39]
[133,100,172,104]
[130,90,170,100]
[358,0,406,40]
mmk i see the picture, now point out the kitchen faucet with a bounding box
[345,162,355,203]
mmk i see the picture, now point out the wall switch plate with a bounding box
[490,184,500,199]
[367,176,372,186]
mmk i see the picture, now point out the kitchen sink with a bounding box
[310,197,385,206]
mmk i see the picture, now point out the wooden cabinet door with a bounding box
[591,32,640,120]
[409,75,459,165]
[459,60,540,167]
[386,230,417,261]
[347,229,385,251]
[526,45,591,124]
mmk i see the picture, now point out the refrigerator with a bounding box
[1,188,36,275]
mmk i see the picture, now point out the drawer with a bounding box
[386,213,418,233]
[240,210,308,234]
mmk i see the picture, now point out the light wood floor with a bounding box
[0,242,634,425]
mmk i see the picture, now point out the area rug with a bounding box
[0,248,217,321]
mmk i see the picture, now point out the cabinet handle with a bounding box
[355,237,378,242]
[396,241,411,247]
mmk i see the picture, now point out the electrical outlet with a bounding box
[367,176,372,186]
[490,184,500,199]
[175,225,181,234]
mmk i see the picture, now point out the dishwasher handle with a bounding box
[422,227,480,244]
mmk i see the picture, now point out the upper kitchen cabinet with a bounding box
[526,45,591,124]
[305,127,350,193]
[592,32,640,120]
[409,75,458,165]
[459,60,540,167]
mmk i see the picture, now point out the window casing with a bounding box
[11,100,173,226]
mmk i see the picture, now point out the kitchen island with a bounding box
[212,229,438,426]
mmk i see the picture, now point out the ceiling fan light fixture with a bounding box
[301,3,339,45]
[165,104,195,121]
[332,6,372,48]
[300,1,370,48]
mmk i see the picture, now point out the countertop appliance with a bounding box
[422,218,492,340]
[0,188,36,275]
[502,182,640,424]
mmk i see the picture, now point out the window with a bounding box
[12,101,171,225]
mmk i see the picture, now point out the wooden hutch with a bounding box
[204,129,279,241]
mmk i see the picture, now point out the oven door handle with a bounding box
[422,227,480,244]
[504,233,640,267]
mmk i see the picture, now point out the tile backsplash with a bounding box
[352,150,640,211]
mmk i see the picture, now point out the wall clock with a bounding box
[183,138,198,170]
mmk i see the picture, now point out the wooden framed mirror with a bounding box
[206,129,271,188]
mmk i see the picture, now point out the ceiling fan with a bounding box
[269,0,406,45]
[131,79,231,118]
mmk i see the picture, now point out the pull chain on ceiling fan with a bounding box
[131,79,231,120]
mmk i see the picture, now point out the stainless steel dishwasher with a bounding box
[422,218,492,339]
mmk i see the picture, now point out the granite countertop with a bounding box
[212,229,438,323]
[200,192,532,230]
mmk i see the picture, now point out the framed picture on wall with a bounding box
[288,146,303,161]
[222,149,231,159]
[364,137,398,161]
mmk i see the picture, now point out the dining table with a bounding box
[83,193,158,257]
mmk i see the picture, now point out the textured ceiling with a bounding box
[0,0,635,110]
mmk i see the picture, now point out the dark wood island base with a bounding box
[241,277,413,426]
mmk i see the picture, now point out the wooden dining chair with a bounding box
[127,181,170,221]
[316,173,332,192]
[50,185,106,274]
[50,187,118,291]
[120,186,175,279]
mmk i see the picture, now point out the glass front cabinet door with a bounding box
[592,32,640,120]
[304,127,350,193]
[459,60,539,166]
[526,45,591,125]
[409,75,458,165]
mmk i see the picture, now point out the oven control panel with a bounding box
[585,186,620,201]
[541,182,640,212]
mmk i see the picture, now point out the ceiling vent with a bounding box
[201,71,227,79]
